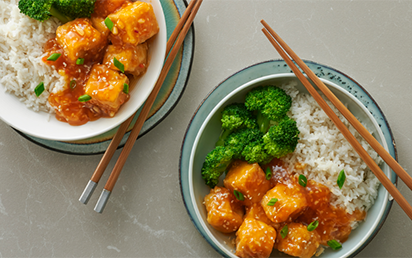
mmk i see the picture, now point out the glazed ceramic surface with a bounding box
[0,0,167,142]
[16,0,194,154]
[180,60,396,258]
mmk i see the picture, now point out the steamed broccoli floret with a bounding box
[18,0,71,23]
[201,146,234,188]
[18,0,96,23]
[215,103,257,146]
[242,137,272,164]
[55,0,96,19]
[263,117,300,158]
[245,86,292,133]
[224,128,263,159]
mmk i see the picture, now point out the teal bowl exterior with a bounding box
[16,0,194,155]
[180,60,396,258]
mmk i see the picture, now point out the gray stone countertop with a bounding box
[0,0,411,257]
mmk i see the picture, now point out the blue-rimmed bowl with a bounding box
[180,61,396,258]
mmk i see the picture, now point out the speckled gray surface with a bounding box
[0,0,411,257]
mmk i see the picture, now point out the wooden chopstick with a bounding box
[79,0,199,206]
[79,0,201,207]
[261,20,412,220]
[261,20,412,192]
[91,0,203,213]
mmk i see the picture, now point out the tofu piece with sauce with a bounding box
[93,0,128,18]
[244,203,275,227]
[276,222,321,258]
[107,1,159,46]
[223,160,271,206]
[203,186,244,234]
[103,43,148,77]
[235,218,277,258]
[56,18,107,63]
[84,64,129,117]
[260,181,307,224]
[90,16,111,39]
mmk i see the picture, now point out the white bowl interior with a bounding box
[0,0,167,141]
[189,74,390,257]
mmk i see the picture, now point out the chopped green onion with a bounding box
[265,167,272,180]
[34,82,44,97]
[76,58,84,65]
[46,53,61,61]
[104,17,114,31]
[78,94,91,102]
[327,240,342,250]
[267,198,278,206]
[123,83,129,94]
[337,170,346,189]
[280,225,288,239]
[298,174,307,187]
[69,80,77,89]
[114,57,125,73]
[233,190,244,201]
[307,220,319,231]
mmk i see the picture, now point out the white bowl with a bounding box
[182,73,393,258]
[0,0,167,141]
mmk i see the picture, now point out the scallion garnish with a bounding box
[307,220,319,231]
[298,174,307,187]
[104,17,114,31]
[337,170,346,189]
[78,94,91,102]
[76,58,84,65]
[123,83,129,94]
[34,82,44,97]
[280,225,288,239]
[267,198,278,206]
[114,57,125,73]
[327,240,342,250]
[69,80,76,89]
[265,167,272,180]
[233,190,244,201]
[46,53,61,61]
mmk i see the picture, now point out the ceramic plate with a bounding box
[2,0,167,142]
[15,0,194,155]
[179,60,397,257]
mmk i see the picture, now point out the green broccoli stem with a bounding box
[49,6,72,23]
[215,129,233,146]
[257,111,270,133]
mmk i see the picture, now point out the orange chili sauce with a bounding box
[263,159,366,246]
[43,39,100,126]
[43,0,128,126]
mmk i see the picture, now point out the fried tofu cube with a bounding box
[223,161,271,206]
[235,218,277,258]
[84,64,129,117]
[244,203,274,227]
[90,16,111,39]
[261,182,307,224]
[56,18,107,62]
[103,43,148,77]
[204,186,244,233]
[276,223,320,258]
[93,0,128,17]
[108,1,159,46]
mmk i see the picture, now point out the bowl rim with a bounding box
[187,73,391,257]
[0,0,167,141]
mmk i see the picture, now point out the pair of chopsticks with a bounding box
[261,20,412,220]
[79,0,203,213]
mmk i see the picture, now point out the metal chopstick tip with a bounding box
[94,189,111,213]
[79,180,97,205]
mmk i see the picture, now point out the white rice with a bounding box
[280,81,382,214]
[0,0,65,112]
